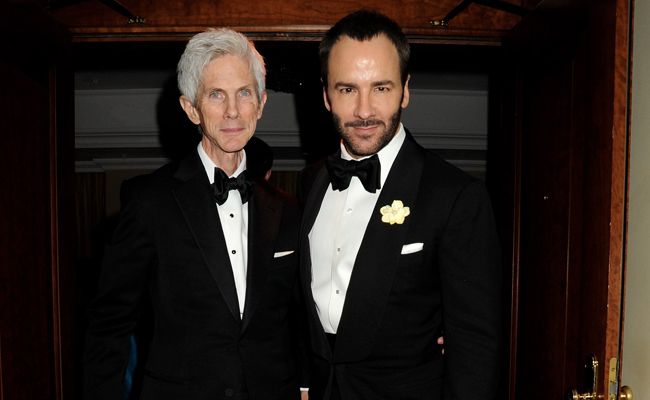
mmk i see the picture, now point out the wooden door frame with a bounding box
[499,0,632,398]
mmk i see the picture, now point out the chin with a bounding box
[346,143,379,158]
[225,137,250,150]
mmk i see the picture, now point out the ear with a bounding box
[401,74,411,109]
[179,95,201,125]
[322,82,332,112]
[256,90,268,120]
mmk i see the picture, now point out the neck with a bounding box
[201,139,242,176]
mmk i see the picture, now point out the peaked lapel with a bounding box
[300,165,333,359]
[241,183,282,333]
[171,152,241,323]
[334,136,425,363]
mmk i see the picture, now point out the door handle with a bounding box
[618,386,633,400]
[567,355,634,400]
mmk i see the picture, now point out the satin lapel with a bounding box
[172,153,241,322]
[334,137,425,363]
[300,166,333,360]
[301,166,331,243]
[241,183,281,333]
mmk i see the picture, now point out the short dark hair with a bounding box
[319,9,410,87]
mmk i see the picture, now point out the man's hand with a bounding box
[301,390,309,400]
[438,336,444,354]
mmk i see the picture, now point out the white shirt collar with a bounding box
[197,142,248,184]
[339,123,406,186]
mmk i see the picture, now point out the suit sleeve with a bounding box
[83,179,155,400]
[438,179,502,400]
[280,196,311,390]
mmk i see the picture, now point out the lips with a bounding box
[345,119,383,128]
[354,125,379,130]
[220,127,245,134]
[348,122,383,136]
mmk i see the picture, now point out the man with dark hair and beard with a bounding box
[299,9,502,400]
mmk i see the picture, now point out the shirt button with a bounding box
[230,213,234,218]
[346,208,352,213]
[337,247,341,252]
[231,250,236,254]
[225,388,234,397]
[336,289,340,294]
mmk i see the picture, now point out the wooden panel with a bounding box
[515,58,577,400]
[0,3,75,400]
[506,0,630,398]
[0,58,57,400]
[48,0,522,43]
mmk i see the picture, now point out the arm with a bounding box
[83,179,154,400]
[438,180,502,400]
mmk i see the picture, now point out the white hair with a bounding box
[177,28,266,104]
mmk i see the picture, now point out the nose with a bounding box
[353,91,375,120]
[224,96,239,119]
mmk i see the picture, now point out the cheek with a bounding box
[247,120,258,134]
[239,101,261,119]
[378,98,402,117]
[244,111,260,133]
[330,99,353,119]
[199,104,223,122]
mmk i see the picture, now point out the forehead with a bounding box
[327,34,400,78]
[201,54,255,86]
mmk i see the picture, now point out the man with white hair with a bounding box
[84,28,306,400]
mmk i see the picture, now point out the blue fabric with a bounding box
[124,335,138,399]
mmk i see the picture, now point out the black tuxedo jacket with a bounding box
[300,133,501,400]
[84,151,303,400]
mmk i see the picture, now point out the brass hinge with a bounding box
[608,358,618,400]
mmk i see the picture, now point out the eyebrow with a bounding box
[372,80,395,87]
[334,81,358,89]
[204,84,254,94]
[333,80,396,88]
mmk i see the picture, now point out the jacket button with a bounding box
[224,388,234,397]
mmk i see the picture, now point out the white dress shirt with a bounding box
[198,143,249,319]
[309,124,406,333]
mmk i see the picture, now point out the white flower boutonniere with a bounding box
[380,200,411,225]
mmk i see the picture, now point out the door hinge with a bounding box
[608,357,618,400]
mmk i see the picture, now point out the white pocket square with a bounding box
[401,243,424,255]
[274,250,295,258]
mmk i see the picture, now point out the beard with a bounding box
[332,107,402,158]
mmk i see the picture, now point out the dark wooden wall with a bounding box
[48,0,525,42]
[0,3,76,400]
[504,0,630,397]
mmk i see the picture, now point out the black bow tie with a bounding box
[325,153,381,193]
[212,168,252,205]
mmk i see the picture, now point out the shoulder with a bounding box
[297,158,327,204]
[401,130,474,188]
[423,150,474,186]
[253,181,301,238]
[254,179,299,211]
[421,151,493,215]
[119,161,182,203]
[401,133,475,188]
[407,141,486,205]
